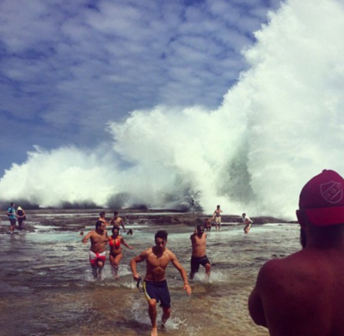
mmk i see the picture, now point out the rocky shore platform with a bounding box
[0,208,296,234]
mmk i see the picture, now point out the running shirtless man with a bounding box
[82,220,109,280]
[212,205,223,231]
[110,211,126,231]
[190,224,211,280]
[130,230,192,336]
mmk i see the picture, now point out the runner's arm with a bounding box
[121,219,126,231]
[121,238,133,249]
[171,253,192,295]
[130,250,148,280]
[82,231,93,244]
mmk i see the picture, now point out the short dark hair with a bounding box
[95,220,104,229]
[114,211,118,216]
[197,224,204,230]
[10,202,14,206]
[155,230,168,241]
[99,211,105,217]
[112,226,119,234]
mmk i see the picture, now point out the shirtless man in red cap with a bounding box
[249,169,344,336]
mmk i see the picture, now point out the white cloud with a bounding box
[0,0,293,212]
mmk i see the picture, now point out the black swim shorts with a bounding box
[143,280,171,308]
[190,255,210,274]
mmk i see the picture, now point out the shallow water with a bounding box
[0,221,300,336]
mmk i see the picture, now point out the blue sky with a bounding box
[0,0,281,175]
[2,0,344,216]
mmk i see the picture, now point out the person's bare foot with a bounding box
[151,326,158,336]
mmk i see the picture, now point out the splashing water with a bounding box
[1,0,344,219]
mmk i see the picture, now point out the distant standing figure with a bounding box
[82,221,109,280]
[110,211,126,231]
[190,224,211,280]
[16,206,26,231]
[127,229,133,235]
[212,205,223,231]
[130,230,191,336]
[98,211,110,226]
[6,202,16,234]
[242,213,253,234]
[109,226,133,279]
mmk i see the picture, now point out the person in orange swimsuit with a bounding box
[109,226,133,279]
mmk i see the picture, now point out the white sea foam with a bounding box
[1,0,344,219]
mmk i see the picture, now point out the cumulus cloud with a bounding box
[0,0,280,173]
[2,0,344,220]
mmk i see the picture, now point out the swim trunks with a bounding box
[215,217,221,224]
[143,280,171,308]
[89,251,106,265]
[191,255,211,273]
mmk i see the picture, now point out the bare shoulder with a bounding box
[257,251,308,291]
[257,258,284,281]
[134,247,152,260]
[165,248,177,260]
[144,247,154,256]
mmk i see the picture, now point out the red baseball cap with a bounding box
[299,169,344,226]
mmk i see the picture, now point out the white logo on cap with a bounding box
[320,181,343,204]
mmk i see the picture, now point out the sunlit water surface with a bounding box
[0,222,300,336]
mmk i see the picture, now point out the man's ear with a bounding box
[296,209,306,227]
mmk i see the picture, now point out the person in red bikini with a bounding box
[109,226,133,279]
[82,220,109,280]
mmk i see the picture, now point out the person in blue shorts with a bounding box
[6,202,16,234]
[131,230,192,336]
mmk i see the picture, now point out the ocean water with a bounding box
[0,220,300,336]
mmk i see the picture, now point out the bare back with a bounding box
[249,247,344,336]
[190,233,207,258]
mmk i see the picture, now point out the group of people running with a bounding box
[82,206,253,336]
[5,170,344,336]
[83,169,344,336]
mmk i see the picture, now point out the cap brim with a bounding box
[304,206,344,226]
